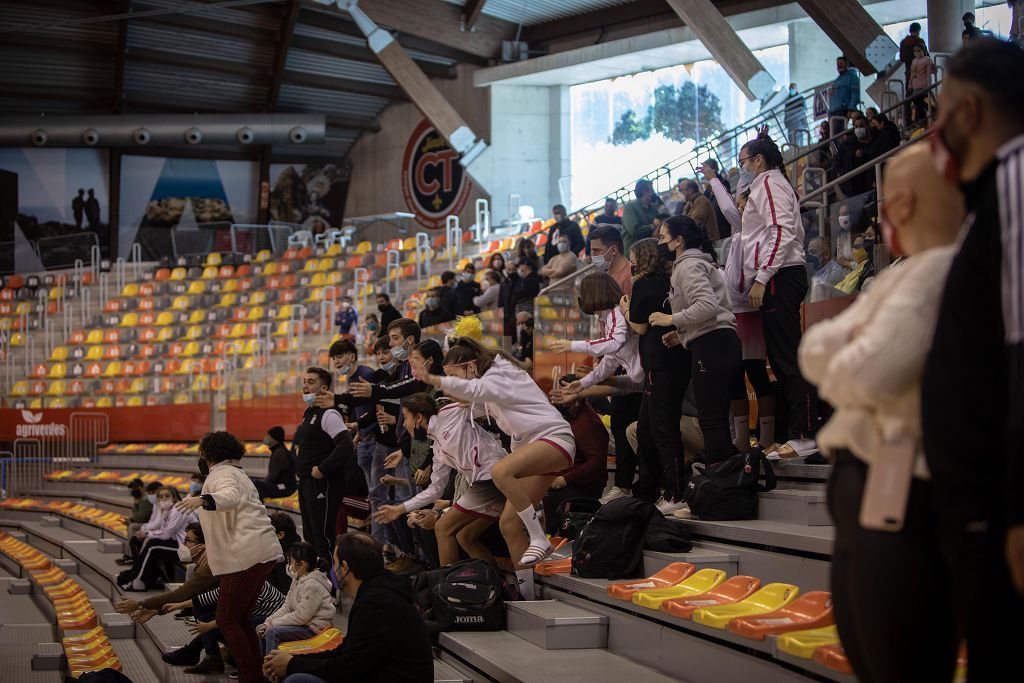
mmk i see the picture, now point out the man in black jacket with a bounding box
[542,204,585,263]
[920,40,1024,680]
[374,293,400,339]
[252,426,297,501]
[263,532,433,683]
[418,286,455,328]
[435,271,462,320]
[295,367,362,565]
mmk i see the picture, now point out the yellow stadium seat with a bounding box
[401,237,418,250]
[355,240,371,254]
[129,379,145,394]
[191,375,209,391]
[273,321,292,336]
[246,307,264,321]
[121,283,139,297]
[181,342,200,357]
[157,327,176,342]
[241,339,259,355]
[9,332,25,347]
[201,266,218,280]
[127,396,144,407]
[103,362,123,378]
[10,380,28,397]
[84,346,104,361]
[229,323,248,339]
[119,312,139,328]
[176,359,200,375]
[691,583,800,629]
[276,305,294,320]
[46,397,66,408]
[187,281,206,295]
[15,301,32,315]
[255,249,271,262]
[174,393,189,405]
[188,310,205,324]
[326,243,342,256]
[171,296,191,311]
[155,312,174,326]
[776,625,840,659]
[96,397,113,408]
[261,262,279,276]
[48,363,67,379]
[170,267,187,281]
[309,273,327,288]
[184,325,203,340]
[46,380,66,396]
[249,291,267,305]
[302,259,320,273]
[85,329,104,345]
[326,271,342,285]
[48,287,65,301]
[205,252,222,267]
[217,294,237,308]
[632,569,728,610]
[49,346,69,362]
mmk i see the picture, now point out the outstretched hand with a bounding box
[349,377,374,398]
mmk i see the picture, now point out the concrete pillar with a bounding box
[549,86,572,209]
[928,0,975,54]
[788,20,841,92]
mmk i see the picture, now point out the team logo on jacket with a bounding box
[401,119,472,230]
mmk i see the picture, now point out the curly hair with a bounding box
[198,431,245,463]
[630,237,671,280]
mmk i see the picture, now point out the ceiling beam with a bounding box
[324,115,380,133]
[290,34,456,79]
[128,46,268,78]
[1,86,111,106]
[795,0,896,75]
[463,0,486,32]
[267,0,301,110]
[0,32,116,57]
[132,5,276,41]
[281,69,408,101]
[113,0,130,114]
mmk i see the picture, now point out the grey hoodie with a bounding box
[669,249,736,348]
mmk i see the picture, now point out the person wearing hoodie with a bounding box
[120,485,191,591]
[268,512,303,596]
[258,542,335,655]
[252,426,297,501]
[828,56,861,136]
[648,215,741,468]
[734,132,818,459]
[263,532,433,683]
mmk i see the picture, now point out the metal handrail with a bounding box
[539,261,599,296]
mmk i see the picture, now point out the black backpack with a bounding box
[645,515,693,553]
[571,497,657,579]
[556,497,602,541]
[683,447,777,521]
[429,559,505,632]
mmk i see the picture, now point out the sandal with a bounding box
[518,541,553,568]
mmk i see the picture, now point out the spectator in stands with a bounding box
[290,368,359,566]
[543,204,585,263]
[512,312,534,367]
[375,393,508,566]
[543,375,609,533]
[412,338,576,567]
[784,82,808,146]
[622,179,659,252]
[587,223,632,295]
[262,532,433,683]
[828,56,861,137]
[123,480,164,565]
[908,44,936,125]
[257,542,335,655]
[734,133,817,458]
[622,238,689,512]
[268,512,302,595]
[374,293,400,339]
[251,426,297,502]
[962,11,981,45]
[334,297,357,341]
[599,197,622,225]
[921,39,1024,679]
[832,115,876,198]
[486,252,507,278]
[418,286,455,328]
[455,262,481,314]
[514,236,542,271]
[472,270,502,311]
[868,112,901,158]
[502,258,540,340]
[118,478,152,566]
[539,233,579,281]
[361,313,380,347]
[899,22,927,123]
[189,473,204,497]
[176,431,286,683]
[800,144,965,683]
[649,215,741,468]
[435,271,462,320]
[120,485,190,591]
[701,159,733,242]
[679,178,718,242]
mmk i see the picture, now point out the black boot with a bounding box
[162,637,202,666]
[184,657,225,675]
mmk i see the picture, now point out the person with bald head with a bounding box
[798,143,965,683]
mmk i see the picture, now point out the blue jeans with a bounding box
[262,624,316,657]
[369,442,415,555]
[283,675,329,683]
[356,436,383,545]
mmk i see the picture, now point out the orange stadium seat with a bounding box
[607,563,698,601]
[661,576,762,619]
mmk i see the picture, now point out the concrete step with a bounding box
[642,546,739,576]
[439,630,678,683]
[680,518,834,557]
[506,599,608,650]
[758,488,831,526]
[433,657,476,683]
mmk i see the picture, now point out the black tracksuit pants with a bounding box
[298,474,345,566]
[610,393,642,489]
[760,265,817,442]
[634,364,689,502]
[689,328,741,466]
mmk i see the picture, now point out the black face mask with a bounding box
[414,426,428,441]
[130,488,142,499]
[657,242,675,261]
[377,303,387,312]
[862,239,876,254]
[197,457,210,476]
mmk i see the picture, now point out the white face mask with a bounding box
[591,254,610,271]
[854,127,868,140]
[557,242,569,253]
[838,215,851,229]
[159,499,173,510]
[177,544,192,563]
[147,494,156,504]
[285,563,303,579]
[302,392,316,406]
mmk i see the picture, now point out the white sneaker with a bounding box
[599,486,630,504]
[766,438,819,461]
[657,499,688,516]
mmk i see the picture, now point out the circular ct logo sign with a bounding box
[402,119,472,230]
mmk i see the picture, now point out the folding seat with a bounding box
[277,261,294,274]
[660,576,762,619]
[691,583,800,629]
[85,329,104,345]
[297,246,314,260]
[49,346,69,362]
[247,306,265,321]
[103,329,121,344]
[187,280,206,295]
[67,380,86,396]
[249,290,267,306]
[262,262,279,276]
[167,341,187,356]
[138,311,156,326]
[282,247,299,260]
[631,568,728,610]
[84,345,104,361]
[200,266,218,280]
[170,267,187,281]
[230,306,248,323]
[355,240,372,254]
[183,325,203,341]
[154,268,171,281]
[96,397,113,408]
[103,362,123,378]
[302,258,320,273]
[204,252,222,267]
[162,360,182,376]
[30,363,48,379]
[29,380,47,396]
[139,343,158,358]
[126,396,144,407]
[103,299,123,314]
[235,264,251,277]
[48,363,67,379]
[103,345,121,361]
[155,311,175,326]
[84,362,103,379]
[181,342,200,357]
[128,378,146,394]
[228,323,248,339]
[216,293,238,308]
[255,249,271,263]
[170,296,190,311]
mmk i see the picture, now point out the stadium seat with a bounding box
[10,380,28,397]
[729,591,834,640]
[138,312,156,326]
[171,296,191,311]
[30,363,48,379]
[205,252,222,267]
[103,362,123,378]
[102,345,121,360]
[355,240,371,254]
[85,329,104,345]
[631,568,728,610]
[607,563,697,601]
[187,280,206,295]
[49,345,69,362]
[48,363,67,379]
[660,576,761,619]
[84,362,103,378]
[255,249,271,262]
[155,311,174,326]
[691,583,800,629]
[154,268,171,281]
[813,643,853,674]
[776,625,841,659]
[170,267,187,281]
[84,346,104,361]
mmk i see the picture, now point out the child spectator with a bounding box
[335,297,358,340]
[257,542,335,655]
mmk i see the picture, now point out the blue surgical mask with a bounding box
[302,392,316,406]
[426,296,439,309]
[366,321,378,331]
[739,166,755,189]
[189,482,202,496]
[390,345,409,361]
[336,364,351,377]
[382,360,398,372]
[557,242,569,253]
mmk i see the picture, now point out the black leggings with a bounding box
[128,538,179,586]
[828,450,957,682]
[731,359,773,401]
[610,393,642,489]
[634,365,689,502]
[688,328,742,465]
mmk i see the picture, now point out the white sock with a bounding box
[517,506,548,546]
[733,416,750,451]
[515,569,535,600]
[759,416,775,448]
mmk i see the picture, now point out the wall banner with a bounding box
[401,119,472,230]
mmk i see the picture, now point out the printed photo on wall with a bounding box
[268,162,350,234]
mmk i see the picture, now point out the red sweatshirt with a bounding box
[563,403,609,491]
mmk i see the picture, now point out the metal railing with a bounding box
[4,412,109,497]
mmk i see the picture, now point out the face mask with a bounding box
[460,273,472,281]
[838,215,851,229]
[147,494,157,505]
[197,457,210,476]
[377,303,387,312]
[189,482,202,496]
[591,254,609,271]
[854,127,868,140]
[789,88,797,96]
[177,544,192,563]
[852,248,868,263]
[426,296,439,309]
[302,392,316,406]
[862,239,876,253]
[262,436,272,446]
[517,268,529,279]
[390,344,409,361]
[130,488,142,499]
[930,122,962,184]
[336,364,352,377]
[657,242,675,261]
[329,565,348,592]
[738,167,755,189]
[159,499,173,510]
[341,301,351,309]
[286,564,300,579]
[366,321,378,331]
[382,360,398,373]
[557,242,569,253]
